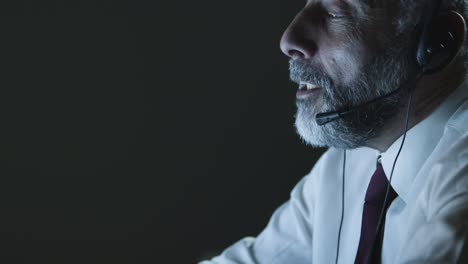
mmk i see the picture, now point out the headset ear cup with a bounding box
[416,28,430,68]
[417,15,459,74]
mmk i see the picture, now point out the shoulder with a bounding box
[423,129,468,218]
[446,101,468,136]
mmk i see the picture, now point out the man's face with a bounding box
[281,0,418,149]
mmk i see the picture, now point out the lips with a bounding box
[296,81,322,98]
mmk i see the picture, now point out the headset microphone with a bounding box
[315,81,409,126]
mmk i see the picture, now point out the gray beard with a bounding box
[291,34,418,149]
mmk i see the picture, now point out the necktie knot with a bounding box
[364,163,396,206]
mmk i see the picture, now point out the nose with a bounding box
[280,15,317,59]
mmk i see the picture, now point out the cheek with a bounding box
[322,42,369,85]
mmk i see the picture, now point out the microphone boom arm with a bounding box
[315,74,421,126]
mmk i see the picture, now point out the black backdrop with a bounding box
[0,1,325,263]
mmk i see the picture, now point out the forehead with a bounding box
[311,0,369,13]
[315,0,362,6]
[318,0,400,19]
[316,0,394,9]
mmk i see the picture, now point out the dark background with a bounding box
[0,1,325,263]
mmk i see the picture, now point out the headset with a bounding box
[329,0,460,263]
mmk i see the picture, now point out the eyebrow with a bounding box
[325,0,356,16]
[331,0,358,11]
[339,0,370,17]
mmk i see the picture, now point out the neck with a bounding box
[365,59,466,152]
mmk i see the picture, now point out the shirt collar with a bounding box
[380,79,468,204]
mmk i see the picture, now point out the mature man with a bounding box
[201,0,468,263]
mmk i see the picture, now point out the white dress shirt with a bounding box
[200,80,468,264]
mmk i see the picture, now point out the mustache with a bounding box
[289,58,333,89]
[289,57,340,102]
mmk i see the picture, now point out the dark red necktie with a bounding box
[354,161,398,264]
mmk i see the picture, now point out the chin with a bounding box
[294,104,368,150]
[295,105,329,148]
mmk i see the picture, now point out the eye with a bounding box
[327,12,346,19]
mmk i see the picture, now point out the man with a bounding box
[201,0,468,263]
